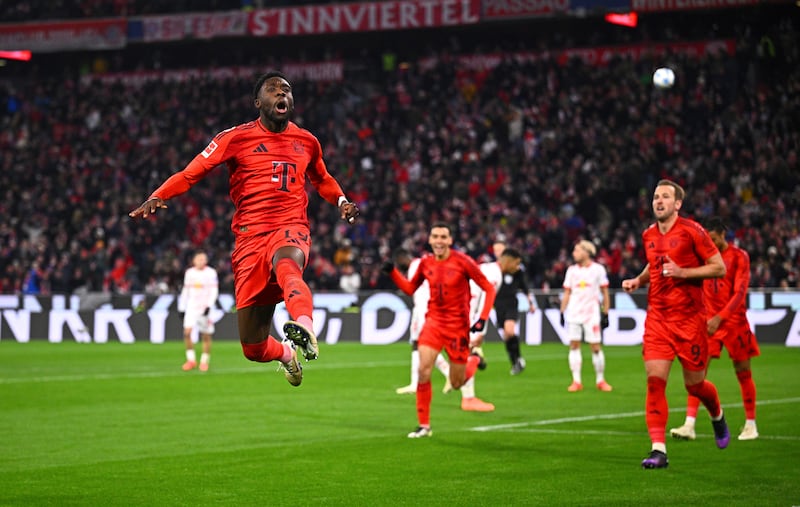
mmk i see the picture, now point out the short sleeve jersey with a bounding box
[563,261,609,322]
[180,266,218,313]
[642,216,719,320]
[150,120,344,237]
[469,261,503,318]
[704,243,751,326]
[391,250,496,330]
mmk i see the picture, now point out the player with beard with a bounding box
[622,179,728,469]
[130,71,360,387]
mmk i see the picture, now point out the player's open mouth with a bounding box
[275,101,289,114]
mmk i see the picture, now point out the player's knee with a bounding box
[684,381,705,397]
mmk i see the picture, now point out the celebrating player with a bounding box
[383,222,496,438]
[622,179,728,469]
[671,217,761,441]
[130,71,360,387]
[559,240,612,392]
[178,251,219,372]
[392,248,452,396]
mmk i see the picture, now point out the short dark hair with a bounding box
[430,221,453,236]
[499,248,522,260]
[704,216,728,233]
[253,70,289,99]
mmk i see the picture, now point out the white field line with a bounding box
[469,397,800,440]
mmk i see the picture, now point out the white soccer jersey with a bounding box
[407,257,430,310]
[563,261,608,324]
[469,261,503,320]
[178,266,219,314]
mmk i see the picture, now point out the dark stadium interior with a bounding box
[1,3,797,296]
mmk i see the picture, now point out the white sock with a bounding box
[592,350,606,383]
[745,419,757,427]
[461,377,475,399]
[410,350,420,386]
[435,354,450,378]
[568,348,582,383]
[652,442,667,454]
[200,352,210,365]
[684,416,697,428]
[185,349,196,362]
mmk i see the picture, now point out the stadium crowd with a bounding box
[0,7,798,297]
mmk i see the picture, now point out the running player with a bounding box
[670,216,760,441]
[622,179,729,469]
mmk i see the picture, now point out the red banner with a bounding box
[0,19,126,52]
[630,0,760,12]
[482,0,571,19]
[248,0,480,37]
[139,11,247,42]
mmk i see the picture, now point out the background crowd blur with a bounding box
[1,3,798,298]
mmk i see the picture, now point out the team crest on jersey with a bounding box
[293,141,304,154]
[201,140,219,158]
[669,239,678,248]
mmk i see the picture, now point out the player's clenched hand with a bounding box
[129,198,167,219]
[381,261,394,275]
[340,201,360,224]
[470,319,486,333]
[621,278,639,293]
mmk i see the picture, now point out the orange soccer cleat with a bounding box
[461,397,495,412]
[182,360,197,371]
[596,380,613,392]
[567,381,583,392]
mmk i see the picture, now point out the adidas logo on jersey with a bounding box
[253,143,269,153]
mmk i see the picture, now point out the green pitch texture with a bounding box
[1,341,798,506]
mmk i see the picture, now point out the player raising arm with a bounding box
[383,222,496,438]
[130,71,359,387]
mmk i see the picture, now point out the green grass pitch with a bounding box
[1,340,798,506]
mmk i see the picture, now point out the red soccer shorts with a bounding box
[709,323,761,361]
[231,225,311,310]
[642,313,708,371]
[418,322,470,364]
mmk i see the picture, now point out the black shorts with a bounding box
[494,302,518,324]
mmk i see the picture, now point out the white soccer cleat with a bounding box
[407,426,432,438]
[442,378,453,394]
[395,384,417,395]
[738,424,759,441]
[670,423,696,440]
[279,342,303,387]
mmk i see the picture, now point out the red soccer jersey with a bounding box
[149,120,344,237]
[391,250,496,330]
[704,243,751,325]
[642,216,719,320]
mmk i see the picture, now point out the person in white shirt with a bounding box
[560,240,612,392]
[178,251,219,372]
[338,263,361,294]
[392,249,451,395]
[464,248,526,411]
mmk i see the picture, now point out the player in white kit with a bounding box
[559,240,612,392]
[178,251,219,372]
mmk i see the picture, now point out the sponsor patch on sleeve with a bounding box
[201,140,219,159]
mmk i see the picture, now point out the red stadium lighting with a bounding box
[0,50,32,61]
[604,12,638,28]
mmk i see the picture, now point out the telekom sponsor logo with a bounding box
[249,0,480,37]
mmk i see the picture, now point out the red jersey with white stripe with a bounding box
[149,120,344,237]
[642,216,719,321]
[704,243,751,326]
